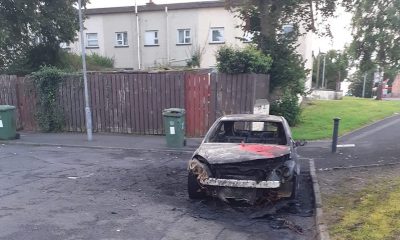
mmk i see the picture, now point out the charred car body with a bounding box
[188,114,302,204]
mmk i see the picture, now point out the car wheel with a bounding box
[289,173,298,199]
[188,171,206,199]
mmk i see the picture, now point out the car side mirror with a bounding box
[294,140,307,147]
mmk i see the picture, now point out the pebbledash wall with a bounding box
[64,1,313,90]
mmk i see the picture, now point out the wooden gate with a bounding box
[184,72,211,137]
[184,72,268,137]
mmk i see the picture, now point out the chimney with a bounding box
[147,0,155,5]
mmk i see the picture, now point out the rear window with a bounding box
[207,120,287,145]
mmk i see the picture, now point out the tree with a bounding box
[312,50,349,90]
[348,71,374,98]
[0,0,86,74]
[226,0,342,96]
[346,0,400,79]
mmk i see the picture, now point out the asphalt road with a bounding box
[0,144,315,240]
[298,114,400,170]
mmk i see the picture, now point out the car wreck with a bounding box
[188,114,304,204]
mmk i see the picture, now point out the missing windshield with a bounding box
[207,121,287,145]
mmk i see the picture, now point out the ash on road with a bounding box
[0,144,315,240]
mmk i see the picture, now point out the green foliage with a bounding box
[312,50,349,90]
[86,53,114,70]
[264,41,306,95]
[348,71,374,98]
[31,66,65,132]
[270,91,301,126]
[56,52,114,72]
[227,0,336,95]
[0,0,87,73]
[186,51,201,68]
[216,46,272,74]
[347,0,400,75]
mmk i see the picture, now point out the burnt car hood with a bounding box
[195,143,291,164]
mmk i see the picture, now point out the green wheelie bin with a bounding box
[162,108,186,148]
[0,105,17,140]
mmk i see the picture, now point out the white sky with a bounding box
[87,0,352,52]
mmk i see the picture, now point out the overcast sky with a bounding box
[87,0,352,52]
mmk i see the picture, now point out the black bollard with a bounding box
[332,117,341,153]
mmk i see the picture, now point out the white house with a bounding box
[66,0,313,89]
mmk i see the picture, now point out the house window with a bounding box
[210,27,224,43]
[145,30,159,46]
[282,24,294,34]
[177,29,191,44]
[86,33,98,47]
[115,32,128,46]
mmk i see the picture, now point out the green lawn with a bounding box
[292,97,400,140]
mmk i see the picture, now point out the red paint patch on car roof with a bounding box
[239,144,289,158]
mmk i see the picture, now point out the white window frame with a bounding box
[209,27,225,44]
[144,30,159,46]
[177,29,191,45]
[86,33,99,47]
[115,32,128,47]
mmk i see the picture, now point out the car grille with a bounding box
[211,155,289,181]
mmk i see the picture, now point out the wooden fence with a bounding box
[0,71,269,137]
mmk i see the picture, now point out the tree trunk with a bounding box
[255,0,282,41]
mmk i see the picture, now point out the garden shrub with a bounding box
[216,46,272,74]
[31,66,65,132]
[270,90,302,126]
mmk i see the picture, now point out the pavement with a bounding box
[3,132,202,152]
[298,114,400,170]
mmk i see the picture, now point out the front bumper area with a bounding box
[201,178,280,188]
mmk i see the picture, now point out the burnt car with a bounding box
[188,114,303,204]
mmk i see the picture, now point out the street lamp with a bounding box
[321,53,326,89]
[78,0,93,141]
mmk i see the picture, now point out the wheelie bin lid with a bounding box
[0,105,16,112]
[162,108,186,117]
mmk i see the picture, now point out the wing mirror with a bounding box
[294,139,307,147]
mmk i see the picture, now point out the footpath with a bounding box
[1,132,201,153]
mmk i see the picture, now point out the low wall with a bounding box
[308,90,343,100]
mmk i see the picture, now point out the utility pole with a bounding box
[135,0,141,70]
[315,54,321,89]
[78,0,93,141]
[321,54,326,89]
[362,73,367,98]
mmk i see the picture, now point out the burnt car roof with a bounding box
[219,114,284,122]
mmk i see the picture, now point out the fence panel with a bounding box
[0,72,268,137]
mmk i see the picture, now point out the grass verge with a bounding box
[292,97,400,140]
[324,176,400,240]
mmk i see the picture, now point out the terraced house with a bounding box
[65,0,313,88]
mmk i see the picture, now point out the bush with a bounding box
[31,66,65,132]
[216,46,272,74]
[86,52,114,70]
[57,51,114,72]
[270,91,301,126]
